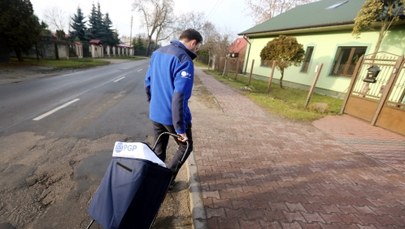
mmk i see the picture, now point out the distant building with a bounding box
[228,37,248,59]
[240,0,405,135]
[240,0,404,96]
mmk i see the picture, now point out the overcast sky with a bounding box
[30,0,255,39]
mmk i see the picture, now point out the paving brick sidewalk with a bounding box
[190,68,405,229]
[313,115,405,173]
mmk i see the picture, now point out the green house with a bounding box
[239,0,405,98]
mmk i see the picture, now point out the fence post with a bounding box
[247,59,255,86]
[340,55,364,114]
[305,64,323,108]
[235,59,240,80]
[267,61,276,93]
[222,57,228,76]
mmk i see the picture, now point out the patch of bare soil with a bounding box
[0,132,124,228]
[193,74,221,110]
[0,132,191,229]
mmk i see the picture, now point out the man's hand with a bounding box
[177,133,188,142]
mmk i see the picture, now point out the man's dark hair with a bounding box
[179,29,203,43]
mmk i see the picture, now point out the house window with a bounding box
[300,46,314,73]
[331,46,367,76]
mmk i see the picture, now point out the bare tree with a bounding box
[245,0,317,24]
[132,0,175,55]
[43,7,67,32]
[174,11,207,37]
[198,21,232,67]
[199,22,219,51]
[154,6,175,46]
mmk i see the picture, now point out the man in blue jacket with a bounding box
[145,29,202,184]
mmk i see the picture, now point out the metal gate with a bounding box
[341,52,405,135]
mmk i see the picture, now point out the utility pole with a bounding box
[130,15,133,47]
[129,15,133,56]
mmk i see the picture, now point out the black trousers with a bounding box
[152,121,193,179]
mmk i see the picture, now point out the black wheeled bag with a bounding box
[86,132,188,229]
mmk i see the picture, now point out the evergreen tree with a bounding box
[69,7,87,42]
[86,3,119,46]
[101,13,117,45]
[112,30,120,46]
[0,0,42,61]
[87,3,104,40]
[133,36,147,56]
[87,3,98,40]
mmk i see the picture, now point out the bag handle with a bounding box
[152,132,190,170]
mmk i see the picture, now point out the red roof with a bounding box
[89,39,102,45]
[228,37,247,54]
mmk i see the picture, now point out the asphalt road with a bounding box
[0,59,151,139]
[0,60,192,229]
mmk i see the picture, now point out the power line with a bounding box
[206,0,223,19]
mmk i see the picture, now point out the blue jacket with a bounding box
[144,40,196,134]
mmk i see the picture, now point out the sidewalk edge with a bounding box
[187,152,208,229]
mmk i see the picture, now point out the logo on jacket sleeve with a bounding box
[181,71,192,79]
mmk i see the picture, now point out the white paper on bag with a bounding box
[112,142,166,168]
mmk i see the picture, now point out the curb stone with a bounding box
[187,152,208,229]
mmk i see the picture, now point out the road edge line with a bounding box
[33,98,80,121]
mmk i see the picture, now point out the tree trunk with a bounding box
[0,35,10,62]
[280,68,284,88]
[35,43,39,61]
[54,42,59,60]
[14,48,23,62]
[372,20,388,59]
[146,35,152,56]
